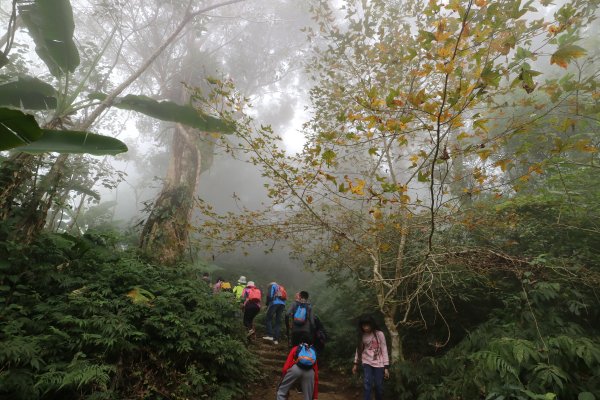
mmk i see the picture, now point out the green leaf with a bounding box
[19,0,80,76]
[322,149,336,166]
[418,170,430,182]
[0,75,57,110]
[0,107,43,150]
[481,67,501,87]
[18,130,127,155]
[89,93,235,133]
[550,44,587,68]
[578,393,596,400]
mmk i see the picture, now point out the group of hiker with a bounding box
[204,273,389,400]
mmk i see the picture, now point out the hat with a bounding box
[238,276,247,284]
[247,281,255,287]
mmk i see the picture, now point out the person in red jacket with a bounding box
[276,334,319,400]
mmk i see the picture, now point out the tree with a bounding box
[0,0,244,243]
[200,0,599,362]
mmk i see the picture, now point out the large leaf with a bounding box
[0,108,43,150]
[19,0,80,76]
[89,93,235,133]
[550,44,587,69]
[18,130,128,155]
[0,107,127,155]
[0,75,57,109]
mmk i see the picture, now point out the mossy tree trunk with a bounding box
[139,124,202,265]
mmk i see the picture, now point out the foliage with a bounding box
[0,229,259,399]
[195,0,600,363]
[88,93,236,134]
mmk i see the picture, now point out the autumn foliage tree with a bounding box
[198,0,599,365]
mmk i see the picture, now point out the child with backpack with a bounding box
[276,333,319,400]
[352,315,389,400]
[241,281,262,338]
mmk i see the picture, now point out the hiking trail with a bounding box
[245,335,360,399]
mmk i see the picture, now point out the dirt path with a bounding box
[245,335,360,400]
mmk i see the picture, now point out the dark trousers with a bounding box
[362,364,384,400]
[290,330,312,347]
[265,303,285,340]
[243,303,260,329]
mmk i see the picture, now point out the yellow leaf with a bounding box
[473,119,488,133]
[456,132,472,140]
[127,287,155,306]
[423,102,438,114]
[437,46,453,58]
[475,0,486,6]
[550,45,587,69]
[346,177,366,196]
[493,158,512,172]
[370,207,383,219]
[528,163,543,174]
[477,149,492,161]
[409,154,419,166]
[307,195,313,204]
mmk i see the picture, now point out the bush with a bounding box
[0,230,258,400]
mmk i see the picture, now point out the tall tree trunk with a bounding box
[0,153,38,221]
[140,124,202,265]
[10,154,69,241]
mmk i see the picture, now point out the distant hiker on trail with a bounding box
[233,276,246,299]
[201,272,210,285]
[287,291,315,347]
[220,280,232,293]
[213,277,224,294]
[241,281,262,339]
[276,333,319,400]
[263,281,287,345]
[352,315,389,400]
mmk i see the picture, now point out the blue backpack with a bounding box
[293,303,309,325]
[295,343,317,369]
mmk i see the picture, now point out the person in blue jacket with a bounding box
[262,281,287,345]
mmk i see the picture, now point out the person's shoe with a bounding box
[273,340,279,345]
[262,336,274,341]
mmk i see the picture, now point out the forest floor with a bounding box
[245,331,361,400]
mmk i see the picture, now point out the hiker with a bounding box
[287,291,315,347]
[233,276,246,299]
[276,333,319,400]
[220,280,233,293]
[213,277,224,294]
[352,315,390,400]
[262,281,287,345]
[312,314,328,357]
[201,272,210,285]
[241,281,262,338]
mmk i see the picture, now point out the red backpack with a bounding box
[275,284,288,300]
[247,287,261,302]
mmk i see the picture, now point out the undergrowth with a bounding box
[0,230,258,400]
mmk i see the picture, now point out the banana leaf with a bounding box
[0,107,43,150]
[0,107,127,155]
[89,93,235,133]
[0,75,57,109]
[19,0,80,76]
[18,130,128,155]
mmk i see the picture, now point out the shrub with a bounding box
[0,230,258,399]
